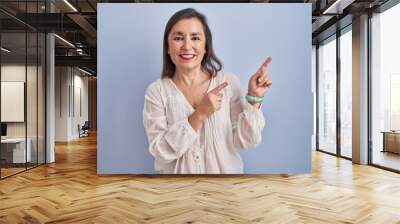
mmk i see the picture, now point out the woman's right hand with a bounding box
[195,82,228,120]
[189,82,228,130]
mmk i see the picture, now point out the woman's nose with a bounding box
[182,39,191,50]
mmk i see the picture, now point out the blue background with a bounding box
[97,3,312,174]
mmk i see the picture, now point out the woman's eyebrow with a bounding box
[170,31,201,36]
[171,31,184,35]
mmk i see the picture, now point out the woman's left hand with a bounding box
[248,57,272,97]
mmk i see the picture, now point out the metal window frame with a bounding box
[315,23,353,162]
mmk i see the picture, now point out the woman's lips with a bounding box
[179,54,196,60]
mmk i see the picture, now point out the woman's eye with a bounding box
[173,37,183,41]
[192,36,200,41]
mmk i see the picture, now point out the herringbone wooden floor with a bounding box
[1,134,400,224]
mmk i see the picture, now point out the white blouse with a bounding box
[143,71,265,174]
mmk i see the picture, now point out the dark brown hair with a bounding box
[161,8,222,78]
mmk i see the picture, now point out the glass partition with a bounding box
[0,1,46,179]
[317,35,337,155]
[1,31,28,177]
[27,31,38,169]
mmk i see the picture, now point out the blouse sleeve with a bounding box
[227,74,265,149]
[143,81,198,164]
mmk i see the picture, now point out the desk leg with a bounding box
[382,133,386,153]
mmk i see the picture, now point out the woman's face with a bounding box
[167,17,206,72]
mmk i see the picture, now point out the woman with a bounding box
[143,8,272,174]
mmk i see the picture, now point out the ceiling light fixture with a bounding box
[322,0,354,15]
[63,0,78,12]
[54,34,75,48]
[78,67,92,76]
[1,47,11,53]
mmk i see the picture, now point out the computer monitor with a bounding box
[1,123,7,137]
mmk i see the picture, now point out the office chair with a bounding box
[79,121,90,138]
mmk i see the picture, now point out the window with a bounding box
[371,2,400,171]
[318,36,337,154]
[340,27,352,158]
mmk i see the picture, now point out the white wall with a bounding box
[55,67,89,141]
[1,65,26,131]
[55,66,69,141]
[70,71,89,138]
[1,65,40,138]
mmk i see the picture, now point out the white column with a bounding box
[352,14,369,164]
[45,1,55,163]
[46,33,55,163]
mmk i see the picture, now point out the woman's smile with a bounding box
[179,53,196,61]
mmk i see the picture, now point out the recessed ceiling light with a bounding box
[54,34,75,48]
[63,0,78,12]
[322,0,354,15]
[78,67,92,76]
[1,47,11,53]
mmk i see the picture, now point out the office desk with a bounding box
[382,131,400,154]
[1,138,31,163]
